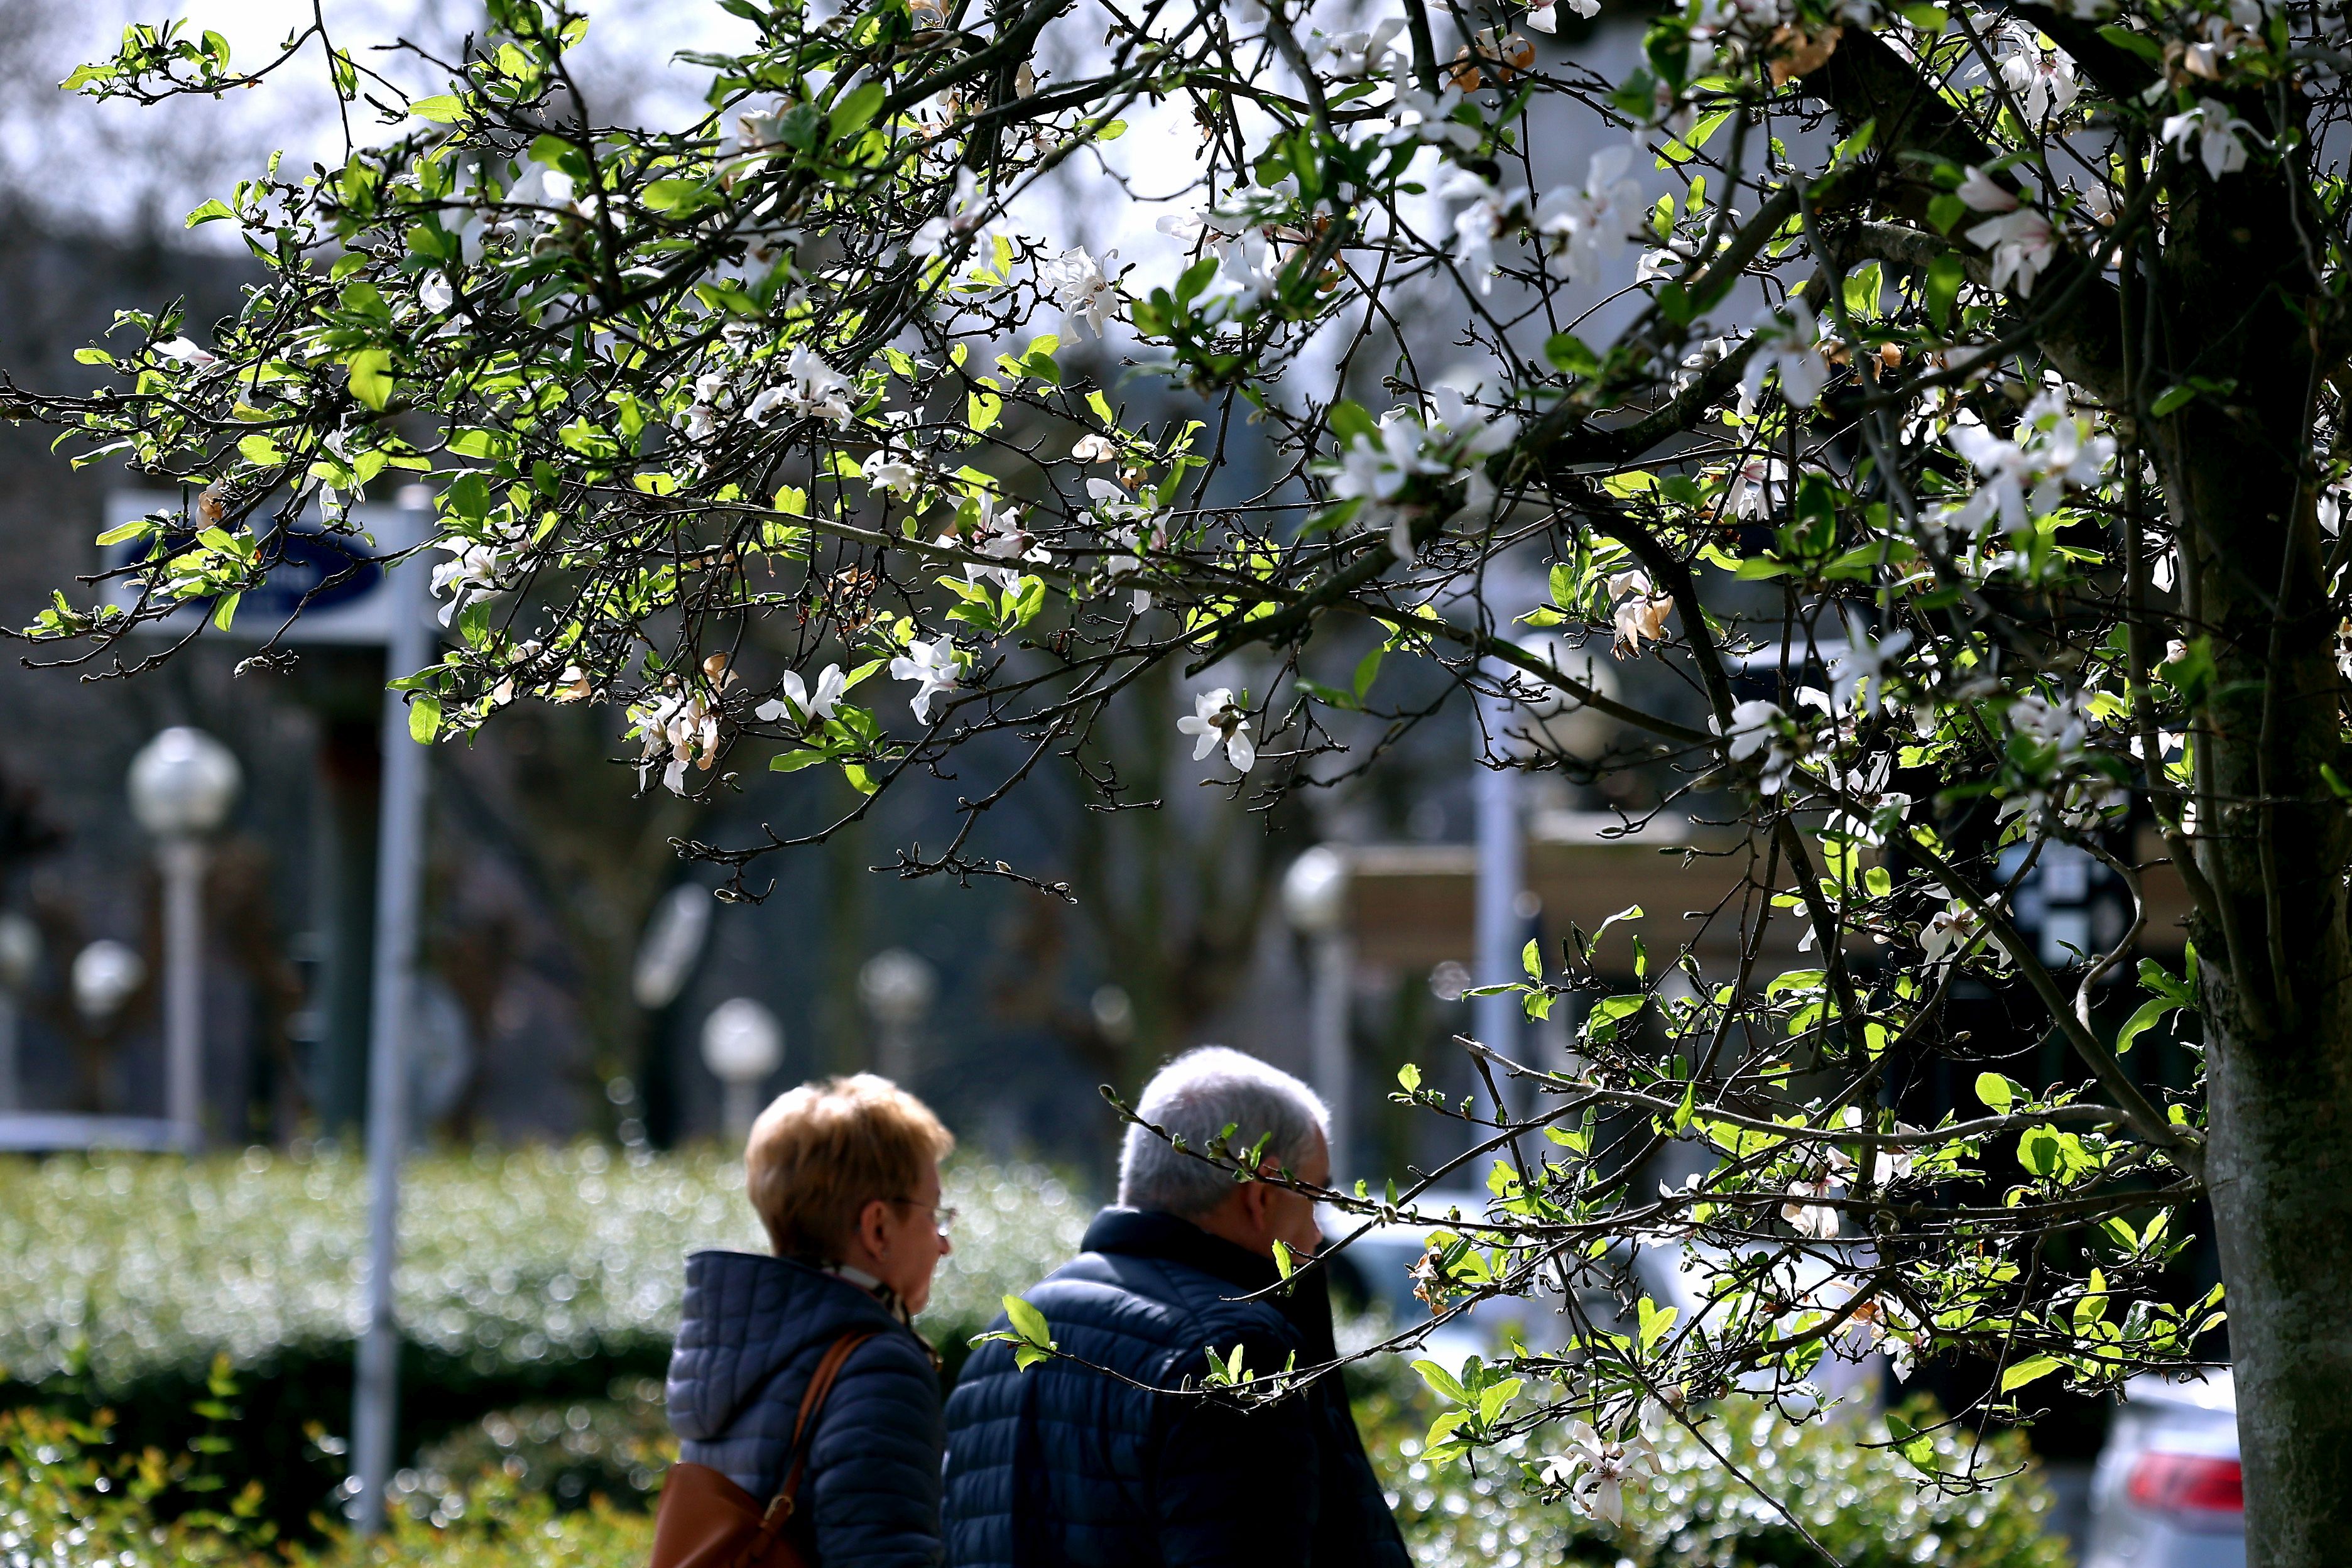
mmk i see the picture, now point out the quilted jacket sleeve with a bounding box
[1148,1321,1319,1568]
[802,1332,947,1568]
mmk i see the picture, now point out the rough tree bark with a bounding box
[2165,103,2352,1560]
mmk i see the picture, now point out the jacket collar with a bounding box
[1082,1206,1281,1288]
[1081,1206,1337,1362]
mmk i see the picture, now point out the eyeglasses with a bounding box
[892,1198,960,1236]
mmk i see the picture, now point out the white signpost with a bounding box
[102,489,433,1533]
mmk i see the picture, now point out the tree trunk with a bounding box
[2165,115,2352,1560]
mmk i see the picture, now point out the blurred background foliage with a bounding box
[0,1148,2069,1564]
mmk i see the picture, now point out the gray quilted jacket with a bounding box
[667,1250,945,1568]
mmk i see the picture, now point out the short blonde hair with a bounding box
[745,1075,954,1262]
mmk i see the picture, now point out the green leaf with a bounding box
[1476,1376,1522,1424]
[1925,251,1964,331]
[1003,1294,1054,1348]
[770,749,829,773]
[641,179,715,214]
[184,199,236,228]
[1271,1239,1294,1279]
[95,520,149,547]
[346,348,394,411]
[2113,996,2177,1057]
[1521,938,1542,981]
[2000,1354,2062,1392]
[1974,1072,2020,1114]
[1884,1411,1936,1469]
[1397,1062,1422,1092]
[830,80,886,138]
[1544,332,1600,376]
[2150,384,2199,418]
[209,592,241,632]
[410,94,467,124]
[408,696,442,744]
[1327,400,1377,445]
[1410,1358,1470,1405]
[1351,644,1384,701]
[1636,1295,1679,1353]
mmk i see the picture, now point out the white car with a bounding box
[2082,1371,2243,1568]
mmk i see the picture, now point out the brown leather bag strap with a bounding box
[735,1329,879,1565]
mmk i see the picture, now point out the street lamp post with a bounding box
[0,913,38,1112]
[859,949,935,1086]
[1472,677,1526,1111]
[702,998,785,1143]
[1282,846,1353,1184]
[126,727,242,1147]
[349,492,436,1536]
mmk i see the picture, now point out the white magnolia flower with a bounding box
[889,636,962,723]
[1830,626,1913,713]
[418,273,454,315]
[1533,144,1642,285]
[1943,391,2113,535]
[910,168,996,258]
[1712,698,1799,794]
[1523,0,1599,31]
[755,663,846,727]
[629,687,725,795]
[1329,416,1449,559]
[1039,246,1118,337]
[959,495,1052,590]
[863,450,922,499]
[1177,686,1256,771]
[1966,207,2057,296]
[1946,419,2034,535]
[1849,1295,1920,1379]
[1980,23,2078,123]
[1606,569,1674,656]
[781,347,855,425]
[1071,433,1118,462]
[1540,1422,1655,1524]
[1317,18,1404,75]
[154,337,220,370]
[1381,59,1482,150]
[1741,298,1829,409]
[2162,99,2255,180]
[430,537,516,627]
[1085,478,1165,612]
[1827,1113,1921,1186]
[1954,165,2017,214]
[1919,902,1980,964]
[1781,1172,1842,1238]
[2010,689,2088,758]
[1724,454,1787,520]
[1436,168,1523,290]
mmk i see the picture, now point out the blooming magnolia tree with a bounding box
[10,0,2349,1551]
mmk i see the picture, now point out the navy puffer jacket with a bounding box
[941,1207,1410,1568]
[667,1251,944,1568]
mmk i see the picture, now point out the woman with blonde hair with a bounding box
[657,1075,955,1568]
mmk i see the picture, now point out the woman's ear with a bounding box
[858,1197,895,1259]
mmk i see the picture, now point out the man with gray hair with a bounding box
[942,1047,1408,1568]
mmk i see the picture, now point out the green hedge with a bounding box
[0,1146,1086,1390]
[0,1147,1088,1529]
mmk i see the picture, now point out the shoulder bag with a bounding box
[650,1329,879,1568]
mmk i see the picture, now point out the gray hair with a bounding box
[1118,1046,1329,1219]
